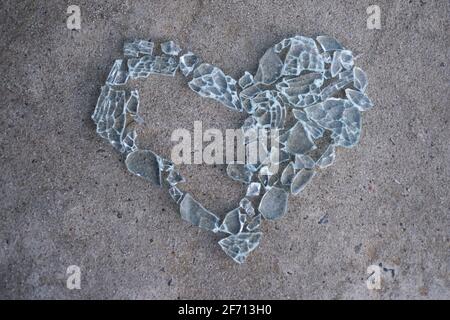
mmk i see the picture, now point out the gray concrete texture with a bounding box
[0,0,449,299]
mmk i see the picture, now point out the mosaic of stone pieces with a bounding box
[92,36,374,264]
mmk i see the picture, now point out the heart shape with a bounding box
[92,36,374,264]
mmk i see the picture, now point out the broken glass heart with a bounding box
[92,35,374,264]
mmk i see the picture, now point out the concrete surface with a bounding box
[0,0,449,299]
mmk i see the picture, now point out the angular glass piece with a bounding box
[254,47,283,85]
[276,73,324,108]
[353,67,368,92]
[339,50,354,70]
[179,193,220,232]
[219,208,246,235]
[316,144,336,168]
[160,40,182,56]
[92,86,141,153]
[106,59,129,86]
[246,182,261,197]
[330,51,343,78]
[124,39,154,57]
[122,130,138,154]
[128,55,178,78]
[149,55,179,76]
[280,162,296,185]
[245,214,261,232]
[305,98,361,148]
[320,76,354,100]
[334,105,361,148]
[294,154,316,170]
[292,109,324,139]
[157,156,174,172]
[249,90,286,128]
[316,35,344,52]
[305,99,346,130]
[274,38,291,53]
[169,186,183,204]
[284,122,316,155]
[218,232,262,264]
[125,150,160,184]
[188,64,242,111]
[179,52,200,77]
[239,198,255,217]
[346,88,374,111]
[166,169,185,186]
[291,169,315,195]
[282,36,325,76]
[258,187,289,220]
[238,71,254,89]
[226,163,253,184]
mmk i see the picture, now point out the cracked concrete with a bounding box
[0,0,449,299]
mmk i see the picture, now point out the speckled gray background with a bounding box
[1,0,449,299]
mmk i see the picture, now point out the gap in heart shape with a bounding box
[129,70,249,216]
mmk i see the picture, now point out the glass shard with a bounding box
[292,109,324,139]
[239,198,255,217]
[250,90,286,129]
[226,163,253,184]
[246,182,261,197]
[276,73,324,108]
[258,187,289,220]
[330,51,343,78]
[124,39,154,57]
[280,162,296,185]
[316,35,344,52]
[282,36,325,76]
[254,47,284,85]
[179,52,200,77]
[245,214,261,232]
[106,59,129,86]
[353,67,368,92]
[284,121,316,155]
[160,40,182,56]
[291,169,315,195]
[188,64,242,111]
[218,232,262,264]
[166,169,185,186]
[339,50,354,70]
[128,54,178,78]
[92,86,141,153]
[219,208,246,235]
[316,144,336,168]
[345,88,374,111]
[125,150,160,185]
[294,154,316,170]
[179,193,220,232]
[169,186,184,204]
[238,71,255,89]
